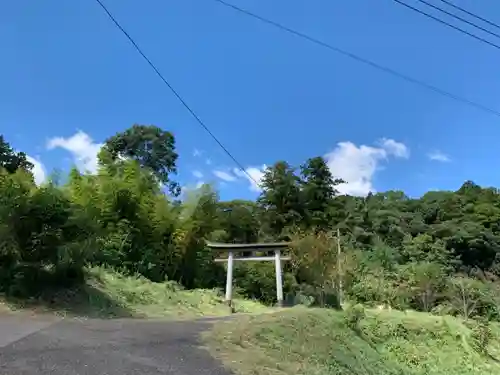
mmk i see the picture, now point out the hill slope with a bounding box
[204,307,500,375]
[0,267,268,319]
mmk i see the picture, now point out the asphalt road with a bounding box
[0,314,232,375]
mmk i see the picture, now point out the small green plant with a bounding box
[345,303,366,332]
[469,317,493,356]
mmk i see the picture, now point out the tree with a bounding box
[401,233,457,271]
[447,275,488,320]
[402,261,445,312]
[290,231,341,307]
[0,170,96,296]
[174,184,224,288]
[216,200,259,244]
[258,161,303,239]
[0,135,33,174]
[300,156,343,231]
[100,124,180,196]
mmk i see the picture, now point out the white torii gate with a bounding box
[206,242,291,310]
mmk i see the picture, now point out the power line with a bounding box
[415,0,500,40]
[93,0,260,187]
[438,0,500,31]
[393,0,500,51]
[212,0,500,118]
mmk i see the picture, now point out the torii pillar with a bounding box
[206,242,291,310]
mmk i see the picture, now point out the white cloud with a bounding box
[229,138,407,196]
[213,170,237,182]
[193,149,202,157]
[192,170,203,179]
[428,150,450,162]
[47,131,103,173]
[26,155,46,185]
[196,180,205,188]
[325,139,409,196]
[379,138,410,158]
[234,165,267,192]
[205,158,212,165]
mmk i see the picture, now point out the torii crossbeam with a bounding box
[206,242,291,310]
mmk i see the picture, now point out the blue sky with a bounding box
[1,0,499,200]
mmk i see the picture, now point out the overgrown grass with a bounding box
[0,266,269,319]
[204,307,500,375]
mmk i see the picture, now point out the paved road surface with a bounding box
[0,314,232,375]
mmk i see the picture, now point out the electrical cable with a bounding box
[415,0,500,40]
[94,0,260,187]
[212,0,500,118]
[393,0,500,51]
[438,0,500,31]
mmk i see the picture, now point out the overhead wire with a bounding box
[93,0,261,187]
[414,0,500,40]
[437,0,500,31]
[212,0,500,118]
[393,0,500,51]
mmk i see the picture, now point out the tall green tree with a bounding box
[100,124,180,196]
[258,161,303,239]
[174,184,224,288]
[300,156,343,231]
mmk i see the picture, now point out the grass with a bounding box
[203,306,500,375]
[0,266,269,319]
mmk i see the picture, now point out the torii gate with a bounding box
[206,242,291,309]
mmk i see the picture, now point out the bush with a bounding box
[0,172,95,297]
[234,263,296,305]
[349,270,410,310]
[345,303,366,332]
[468,317,493,355]
[447,276,500,321]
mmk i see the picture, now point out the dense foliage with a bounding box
[2,127,500,321]
[0,135,33,175]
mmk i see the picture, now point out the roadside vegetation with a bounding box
[1,266,267,318]
[205,307,500,375]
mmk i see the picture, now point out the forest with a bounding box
[1,124,500,321]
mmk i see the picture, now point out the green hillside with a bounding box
[205,307,500,375]
[1,266,268,319]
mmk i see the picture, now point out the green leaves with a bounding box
[100,124,180,196]
[300,156,343,231]
[258,161,303,238]
[0,135,33,175]
[257,157,343,237]
[216,200,259,244]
